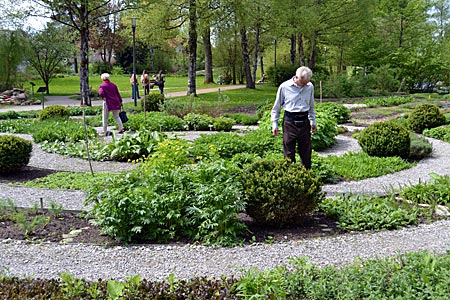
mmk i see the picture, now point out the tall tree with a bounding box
[23,0,134,105]
[26,22,73,94]
[0,29,27,91]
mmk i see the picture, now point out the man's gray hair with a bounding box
[296,66,312,80]
[100,73,110,81]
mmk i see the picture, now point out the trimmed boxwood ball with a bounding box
[408,103,446,133]
[141,93,165,112]
[0,135,32,173]
[240,159,325,227]
[38,105,69,120]
[358,121,411,158]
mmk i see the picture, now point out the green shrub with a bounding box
[67,106,102,116]
[191,132,250,160]
[126,112,185,132]
[0,110,19,120]
[408,103,446,133]
[400,173,450,206]
[240,159,324,227]
[243,129,281,158]
[358,121,410,158]
[222,113,259,125]
[409,133,433,160]
[213,117,236,131]
[363,96,413,107]
[159,97,197,118]
[256,102,273,119]
[0,135,32,173]
[265,64,297,87]
[183,113,213,131]
[316,102,351,124]
[38,105,69,120]
[141,93,165,112]
[311,111,338,151]
[32,119,97,143]
[0,119,36,134]
[319,194,418,231]
[423,125,450,142]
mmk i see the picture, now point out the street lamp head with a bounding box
[131,17,136,29]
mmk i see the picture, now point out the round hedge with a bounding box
[141,93,165,112]
[0,135,32,173]
[38,105,69,121]
[240,159,324,227]
[358,121,410,158]
[408,103,446,133]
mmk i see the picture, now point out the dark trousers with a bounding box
[282,119,312,169]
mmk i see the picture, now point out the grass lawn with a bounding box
[23,74,249,98]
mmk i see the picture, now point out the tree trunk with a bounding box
[260,56,264,77]
[73,56,78,74]
[290,34,296,65]
[309,31,318,69]
[240,27,254,89]
[79,7,90,106]
[298,33,305,66]
[252,23,260,85]
[187,0,197,96]
[203,27,214,84]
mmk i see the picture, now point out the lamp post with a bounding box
[131,17,137,106]
[324,46,327,69]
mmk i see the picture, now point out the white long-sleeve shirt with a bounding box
[271,78,316,129]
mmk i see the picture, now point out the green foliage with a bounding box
[240,159,324,227]
[358,121,411,158]
[67,106,102,116]
[102,130,165,162]
[311,111,338,151]
[319,194,418,231]
[265,64,298,86]
[222,113,259,125]
[316,102,351,124]
[0,118,36,134]
[256,102,273,119]
[243,128,281,158]
[191,132,250,160]
[183,113,213,130]
[37,105,69,120]
[323,151,415,181]
[141,93,165,112]
[39,140,109,161]
[0,135,32,173]
[408,103,446,133]
[159,97,198,118]
[213,116,236,131]
[86,160,247,245]
[0,110,19,120]
[400,173,450,206]
[423,125,450,142]
[20,172,114,191]
[32,119,97,143]
[310,151,339,184]
[126,111,185,132]
[409,133,433,160]
[144,139,194,168]
[363,96,413,107]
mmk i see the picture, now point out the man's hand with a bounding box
[311,125,317,133]
[272,128,279,136]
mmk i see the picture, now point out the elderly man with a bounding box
[271,66,317,169]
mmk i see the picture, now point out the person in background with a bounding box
[270,66,317,169]
[130,72,140,99]
[141,70,150,95]
[155,70,165,94]
[99,73,125,135]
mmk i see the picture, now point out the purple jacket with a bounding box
[99,80,122,110]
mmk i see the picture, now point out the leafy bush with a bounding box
[39,140,109,161]
[141,93,165,112]
[243,128,281,158]
[311,111,338,151]
[408,103,446,133]
[183,113,213,130]
[0,135,32,173]
[0,110,19,120]
[38,105,69,120]
[240,159,324,227]
[423,125,450,142]
[102,130,165,162]
[358,121,410,158]
[144,139,194,168]
[86,160,247,245]
[159,97,197,118]
[32,119,97,143]
[409,133,433,160]
[316,102,351,124]
[256,102,273,119]
[400,173,450,206]
[265,64,297,87]
[319,194,418,231]
[67,106,102,116]
[213,116,236,131]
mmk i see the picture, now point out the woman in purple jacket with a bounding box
[99,73,125,135]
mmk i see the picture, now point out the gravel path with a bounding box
[1,132,450,281]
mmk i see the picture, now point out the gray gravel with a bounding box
[1,132,450,281]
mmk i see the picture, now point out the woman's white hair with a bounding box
[101,73,110,81]
[296,66,312,80]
